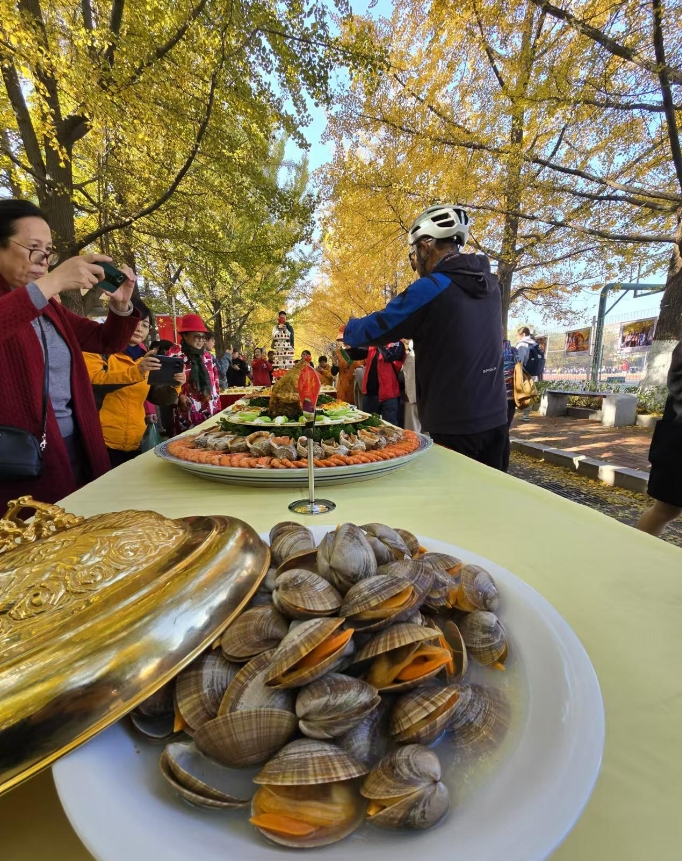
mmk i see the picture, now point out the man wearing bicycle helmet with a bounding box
[343,204,508,470]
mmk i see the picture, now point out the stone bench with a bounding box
[539,390,638,427]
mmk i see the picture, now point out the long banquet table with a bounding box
[1,442,681,861]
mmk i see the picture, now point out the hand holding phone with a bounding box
[147,355,184,385]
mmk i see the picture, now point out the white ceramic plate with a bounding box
[154,433,433,487]
[53,530,604,861]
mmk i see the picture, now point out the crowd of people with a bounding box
[0,197,679,535]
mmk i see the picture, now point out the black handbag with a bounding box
[0,320,49,479]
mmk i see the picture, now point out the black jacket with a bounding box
[343,252,507,435]
[664,340,682,422]
[227,358,248,387]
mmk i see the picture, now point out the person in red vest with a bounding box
[345,342,406,426]
[0,198,139,509]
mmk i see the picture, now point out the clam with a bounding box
[160,740,254,808]
[264,617,355,689]
[421,553,463,610]
[375,425,402,444]
[297,435,324,460]
[354,623,452,693]
[269,522,315,565]
[296,673,381,739]
[361,523,410,565]
[449,683,509,752]
[358,429,386,450]
[193,707,297,768]
[453,563,500,612]
[390,684,461,745]
[321,439,350,458]
[175,650,240,733]
[273,569,343,620]
[220,604,288,661]
[270,436,298,460]
[251,739,368,848]
[339,431,366,452]
[340,574,417,632]
[262,566,280,592]
[376,558,434,606]
[361,745,450,830]
[136,680,174,718]
[458,610,508,668]
[205,432,235,451]
[228,435,249,453]
[339,700,390,768]
[247,430,273,457]
[317,524,377,593]
[394,527,421,556]
[129,708,178,741]
[219,650,295,714]
[440,620,468,681]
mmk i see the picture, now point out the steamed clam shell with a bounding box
[394,527,421,556]
[246,431,273,457]
[453,563,500,612]
[357,429,386,450]
[361,745,450,830]
[160,740,254,808]
[339,431,366,451]
[458,610,508,668]
[270,436,298,461]
[340,574,417,632]
[250,739,368,848]
[175,651,239,734]
[390,684,461,745]
[339,700,390,768]
[355,623,452,693]
[273,569,343,620]
[269,522,315,566]
[219,650,295,714]
[296,673,381,739]
[316,524,377,593]
[449,683,509,753]
[297,435,324,460]
[193,707,297,768]
[377,558,434,605]
[361,523,411,565]
[264,617,355,688]
[321,439,350,458]
[421,553,463,610]
[220,604,288,662]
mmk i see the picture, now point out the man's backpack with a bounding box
[523,343,542,376]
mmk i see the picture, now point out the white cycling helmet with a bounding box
[408,204,470,248]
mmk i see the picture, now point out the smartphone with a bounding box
[96,261,127,293]
[147,355,184,385]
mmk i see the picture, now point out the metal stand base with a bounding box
[288,498,336,516]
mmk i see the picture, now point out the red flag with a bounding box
[298,362,321,417]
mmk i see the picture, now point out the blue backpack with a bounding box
[523,343,542,376]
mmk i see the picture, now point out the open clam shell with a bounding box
[340,574,417,632]
[220,604,288,661]
[264,617,355,689]
[273,569,343,620]
[354,623,450,693]
[339,700,390,768]
[219,649,295,714]
[421,553,463,610]
[296,673,381,739]
[393,527,420,557]
[129,709,178,742]
[251,781,366,848]
[458,610,508,668]
[377,558,434,605]
[440,620,469,682]
[361,745,449,830]
[316,524,377,593]
[254,738,369,786]
[269,522,315,565]
[390,684,461,745]
[175,650,239,733]
[160,749,245,809]
[162,740,254,806]
[270,436,298,461]
[193,707,297,768]
[454,564,500,612]
[246,431,274,458]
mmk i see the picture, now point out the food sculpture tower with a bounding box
[271,324,295,371]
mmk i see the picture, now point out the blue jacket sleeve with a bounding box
[343,274,450,348]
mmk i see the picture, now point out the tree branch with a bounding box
[0,130,22,196]
[75,48,222,249]
[104,0,125,67]
[17,0,63,125]
[472,0,506,91]
[0,59,46,179]
[651,0,682,194]
[529,0,682,85]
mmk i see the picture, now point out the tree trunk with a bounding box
[643,214,682,385]
[497,261,514,332]
[212,300,225,356]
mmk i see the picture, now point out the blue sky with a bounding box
[292,0,670,332]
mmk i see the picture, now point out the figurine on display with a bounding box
[271,310,294,348]
[271,311,296,371]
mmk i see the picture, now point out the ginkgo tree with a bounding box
[310,0,679,356]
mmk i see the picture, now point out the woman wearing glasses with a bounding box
[0,198,140,509]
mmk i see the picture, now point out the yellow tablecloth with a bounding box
[1,444,681,860]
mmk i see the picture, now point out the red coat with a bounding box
[361,345,404,401]
[0,277,139,509]
[251,358,273,386]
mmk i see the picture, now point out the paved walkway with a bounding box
[510,414,653,472]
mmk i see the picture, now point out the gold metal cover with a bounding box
[0,508,270,796]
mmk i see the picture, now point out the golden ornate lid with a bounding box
[0,499,270,796]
